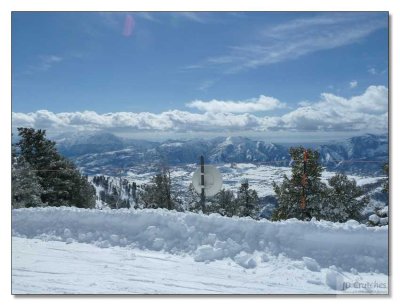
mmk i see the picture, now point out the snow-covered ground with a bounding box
[125,163,384,198]
[12,237,388,294]
[12,207,388,294]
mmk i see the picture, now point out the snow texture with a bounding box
[12,207,388,273]
[325,269,345,291]
[369,214,381,224]
[303,257,321,272]
[12,237,388,294]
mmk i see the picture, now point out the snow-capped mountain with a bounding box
[56,133,388,175]
[319,134,388,174]
[208,136,289,164]
[56,132,125,156]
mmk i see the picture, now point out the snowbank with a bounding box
[12,207,388,273]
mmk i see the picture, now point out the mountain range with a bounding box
[55,132,388,175]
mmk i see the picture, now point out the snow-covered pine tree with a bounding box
[236,179,260,219]
[11,149,43,208]
[138,167,182,210]
[187,183,202,213]
[92,175,125,209]
[382,162,389,194]
[205,188,237,216]
[271,147,326,221]
[321,173,369,222]
[214,188,237,217]
[16,128,96,208]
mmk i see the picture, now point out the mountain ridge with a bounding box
[56,132,388,175]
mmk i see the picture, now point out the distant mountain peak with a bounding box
[55,132,387,175]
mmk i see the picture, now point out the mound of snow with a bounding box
[379,206,388,216]
[369,214,380,225]
[380,217,388,226]
[234,253,257,269]
[12,207,388,273]
[194,245,224,262]
[325,269,344,291]
[303,257,321,272]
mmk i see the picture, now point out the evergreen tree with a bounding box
[12,153,43,208]
[271,147,326,221]
[272,146,369,222]
[322,173,369,222]
[382,162,389,194]
[131,181,137,206]
[213,188,238,217]
[138,167,181,210]
[92,175,136,209]
[187,183,202,213]
[16,128,96,208]
[236,180,260,219]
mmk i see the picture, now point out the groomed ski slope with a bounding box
[12,207,388,294]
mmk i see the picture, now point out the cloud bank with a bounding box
[186,95,286,113]
[12,86,388,135]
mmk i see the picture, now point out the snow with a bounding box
[103,163,382,199]
[380,217,389,225]
[13,207,388,275]
[12,237,388,294]
[303,257,321,272]
[325,268,345,291]
[234,253,257,269]
[160,142,184,147]
[369,214,381,224]
[379,206,389,216]
[194,245,224,262]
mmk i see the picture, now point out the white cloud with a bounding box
[281,85,388,131]
[23,55,63,75]
[186,95,286,113]
[198,79,217,91]
[298,101,311,107]
[97,12,122,29]
[12,86,388,135]
[189,13,386,73]
[350,80,358,88]
[135,12,159,22]
[368,67,377,75]
[177,12,207,23]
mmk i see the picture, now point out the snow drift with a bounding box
[12,207,388,273]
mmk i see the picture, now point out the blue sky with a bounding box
[12,12,388,140]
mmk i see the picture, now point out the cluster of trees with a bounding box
[136,169,260,219]
[192,180,260,219]
[136,168,182,210]
[92,175,137,209]
[12,128,96,209]
[271,147,370,222]
[136,146,384,223]
[12,128,388,225]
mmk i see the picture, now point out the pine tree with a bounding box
[272,146,369,222]
[236,180,260,219]
[12,153,43,208]
[272,147,326,221]
[382,162,389,194]
[322,173,369,222]
[131,181,137,206]
[138,167,181,210]
[16,128,95,208]
[187,183,202,213]
[213,188,238,217]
